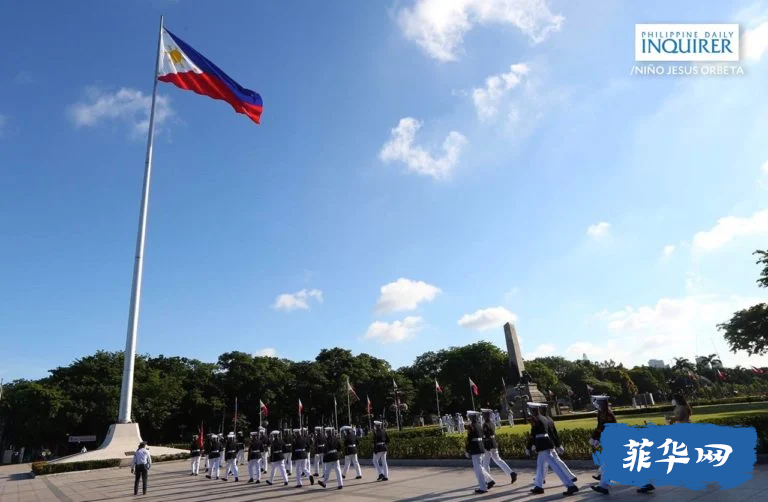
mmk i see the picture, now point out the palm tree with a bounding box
[673,357,695,373]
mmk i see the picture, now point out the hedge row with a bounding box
[357,415,767,459]
[32,459,121,475]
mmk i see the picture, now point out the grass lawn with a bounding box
[450,401,768,436]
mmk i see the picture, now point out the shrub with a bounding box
[356,415,767,459]
[31,459,121,475]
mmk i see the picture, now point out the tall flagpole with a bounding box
[117,15,164,424]
[469,378,476,411]
[435,384,441,419]
[346,376,352,426]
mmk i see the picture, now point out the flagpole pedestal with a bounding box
[49,423,185,464]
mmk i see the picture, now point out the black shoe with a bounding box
[591,485,609,495]
[511,472,518,484]
[531,486,545,494]
[475,490,488,494]
[284,482,289,486]
[319,481,326,488]
[564,485,579,497]
[377,474,384,481]
[382,477,388,481]
[266,480,273,486]
[571,477,578,483]
[248,479,254,483]
[309,475,315,486]
[221,478,227,481]
[235,478,239,482]
[593,474,602,481]
[205,475,211,479]
[313,473,319,477]
[295,485,302,488]
[637,484,655,494]
[190,473,195,476]
[342,474,346,479]
[355,475,362,479]
[338,486,343,490]
[255,480,260,484]
[487,480,496,489]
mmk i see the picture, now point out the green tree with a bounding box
[525,360,558,393]
[719,250,768,355]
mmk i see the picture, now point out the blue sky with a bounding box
[2,0,768,381]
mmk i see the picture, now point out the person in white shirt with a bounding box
[131,442,152,496]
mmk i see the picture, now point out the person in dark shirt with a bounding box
[318,427,343,489]
[266,430,288,486]
[480,408,517,484]
[222,432,239,482]
[292,428,314,487]
[189,435,202,476]
[247,431,263,483]
[372,420,390,481]
[205,434,222,480]
[341,425,362,479]
[283,429,294,475]
[465,410,494,494]
[538,405,577,483]
[589,395,617,494]
[526,403,578,496]
[312,426,325,476]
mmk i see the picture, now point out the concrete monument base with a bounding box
[50,423,186,464]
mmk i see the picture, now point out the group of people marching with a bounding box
[188,420,391,490]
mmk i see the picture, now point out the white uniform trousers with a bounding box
[481,448,513,476]
[343,453,362,477]
[209,457,221,479]
[294,458,309,486]
[224,458,238,479]
[471,454,493,491]
[236,450,244,465]
[247,458,262,481]
[269,459,288,484]
[313,454,324,475]
[598,464,612,489]
[284,453,292,474]
[261,451,269,472]
[191,455,200,475]
[373,451,389,478]
[323,460,343,487]
[204,455,209,470]
[534,450,574,488]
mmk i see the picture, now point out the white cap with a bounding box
[249,431,258,436]
[324,427,334,431]
[227,432,235,438]
[373,420,382,426]
[591,395,609,401]
[467,410,480,416]
[480,408,492,413]
[270,430,280,436]
[258,426,266,432]
[314,426,322,431]
[526,402,541,408]
[340,425,352,431]
[292,428,300,433]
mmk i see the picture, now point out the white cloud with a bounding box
[472,63,529,120]
[380,118,467,180]
[586,221,611,239]
[744,21,768,61]
[692,209,768,251]
[272,288,324,312]
[458,306,518,332]
[0,114,7,138]
[254,348,277,358]
[525,343,556,359]
[375,278,442,314]
[363,316,424,343]
[592,294,765,366]
[662,244,676,258]
[67,87,174,138]
[396,0,564,62]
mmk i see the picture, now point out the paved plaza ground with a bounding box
[1,460,766,501]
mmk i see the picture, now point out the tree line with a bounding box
[1,249,766,456]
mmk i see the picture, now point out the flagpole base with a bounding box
[49,423,186,464]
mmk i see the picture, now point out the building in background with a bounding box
[648,359,666,369]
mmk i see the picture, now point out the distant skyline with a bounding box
[1,0,768,381]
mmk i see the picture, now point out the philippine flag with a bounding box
[158,28,263,124]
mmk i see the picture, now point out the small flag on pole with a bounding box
[298,399,304,414]
[158,27,264,124]
[366,395,372,414]
[752,366,765,375]
[716,370,728,381]
[586,384,594,393]
[393,379,398,390]
[259,399,269,417]
[347,380,359,401]
[469,378,479,396]
[435,378,443,393]
[198,422,204,448]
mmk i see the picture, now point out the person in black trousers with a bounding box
[131,442,152,496]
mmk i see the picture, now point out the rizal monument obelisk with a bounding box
[503,322,546,415]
